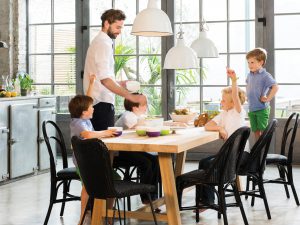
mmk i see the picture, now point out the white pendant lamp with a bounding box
[164,31,199,69]
[131,0,173,37]
[163,0,199,69]
[191,20,219,58]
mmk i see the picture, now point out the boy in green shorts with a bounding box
[245,48,278,139]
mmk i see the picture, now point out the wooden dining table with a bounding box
[90,126,219,225]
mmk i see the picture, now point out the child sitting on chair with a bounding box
[69,75,120,224]
[114,93,161,206]
[197,68,248,208]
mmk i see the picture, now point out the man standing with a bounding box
[83,9,146,131]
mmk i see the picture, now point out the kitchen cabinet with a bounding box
[0,96,56,182]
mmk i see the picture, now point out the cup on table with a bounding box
[108,126,123,137]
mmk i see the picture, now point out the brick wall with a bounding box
[0,0,26,79]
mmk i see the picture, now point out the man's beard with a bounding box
[107,26,117,39]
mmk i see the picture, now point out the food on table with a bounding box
[194,111,220,127]
[173,108,189,115]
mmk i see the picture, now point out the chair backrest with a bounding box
[281,113,299,164]
[42,120,69,176]
[71,136,117,199]
[205,126,251,184]
[242,119,277,175]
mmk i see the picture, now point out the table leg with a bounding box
[174,152,187,177]
[158,153,182,225]
[91,199,106,225]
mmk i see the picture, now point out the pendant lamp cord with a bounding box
[199,0,208,32]
[178,0,184,39]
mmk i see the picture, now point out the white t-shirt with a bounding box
[115,111,138,129]
[212,108,250,152]
[83,31,115,105]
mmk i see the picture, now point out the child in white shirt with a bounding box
[198,68,247,207]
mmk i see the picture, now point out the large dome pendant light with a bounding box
[131,0,173,37]
[191,19,219,58]
[163,0,199,69]
[164,30,199,69]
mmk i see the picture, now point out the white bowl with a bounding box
[126,81,140,93]
[169,113,197,123]
[144,117,164,127]
[108,126,123,132]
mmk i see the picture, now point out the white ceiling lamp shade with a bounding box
[191,20,219,58]
[164,32,199,69]
[131,0,173,37]
[163,0,199,69]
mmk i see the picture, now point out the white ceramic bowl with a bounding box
[126,81,140,93]
[169,113,197,123]
[144,117,164,127]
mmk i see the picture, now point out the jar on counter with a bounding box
[0,75,8,91]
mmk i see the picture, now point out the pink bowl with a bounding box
[146,131,161,137]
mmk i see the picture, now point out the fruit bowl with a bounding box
[169,113,197,123]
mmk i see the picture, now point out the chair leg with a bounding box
[116,199,123,225]
[195,185,200,223]
[278,165,290,198]
[219,187,228,225]
[126,196,131,211]
[158,181,163,198]
[123,198,126,223]
[251,179,256,206]
[258,179,271,219]
[60,181,67,216]
[43,184,57,225]
[233,183,248,225]
[287,166,300,205]
[147,193,158,225]
[245,176,250,200]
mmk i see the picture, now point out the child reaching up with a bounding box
[197,68,247,207]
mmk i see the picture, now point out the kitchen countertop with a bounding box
[0,95,56,102]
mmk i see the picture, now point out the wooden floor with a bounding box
[1,159,300,225]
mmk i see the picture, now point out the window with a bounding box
[274,0,300,117]
[28,0,76,113]
[88,0,162,115]
[174,0,255,115]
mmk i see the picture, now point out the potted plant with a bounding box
[18,73,33,96]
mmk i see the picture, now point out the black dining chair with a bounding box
[264,113,299,205]
[113,159,140,211]
[42,120,80,225]
[176,126,251,225]
[238,119,277,220]
[71,136,158,225]
[113,155,163,211]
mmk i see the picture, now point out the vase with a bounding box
[20,89,27,96]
